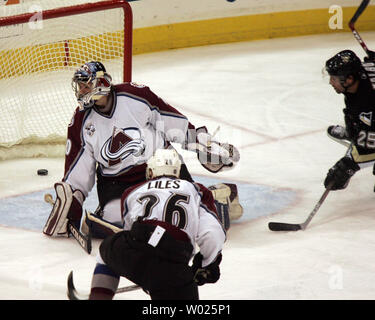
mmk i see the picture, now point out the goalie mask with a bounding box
[146,149,182,180]
[72,61,112,110]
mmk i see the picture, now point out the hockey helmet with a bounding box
[72,61,112,109]
[325,50,362,79]
[146,149,182,180]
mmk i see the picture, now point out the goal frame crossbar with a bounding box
[0,0,133,82]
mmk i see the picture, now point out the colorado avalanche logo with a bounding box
[101,127,146,166]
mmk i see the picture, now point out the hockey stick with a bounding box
[67,270,140,300]
[268,181,334,232]
[85,210,123,233]
[349,0,375,60]
[67,221,92,254]
[44,193,92,254]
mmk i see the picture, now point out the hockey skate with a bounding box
[327,125,351,147]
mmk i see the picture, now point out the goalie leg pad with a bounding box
[214,200,230,231]
[43,182,72,237]
[43,182,84,237]
[226,183,244,221]
[209,183,244,222]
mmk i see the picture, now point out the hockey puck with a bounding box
[37,169,48,176]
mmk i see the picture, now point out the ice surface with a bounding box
[1,31,375,300]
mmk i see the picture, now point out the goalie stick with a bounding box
[67,271,140,300]
[349,0,375,60]
[44,193,92,254]
[268,181,334,232]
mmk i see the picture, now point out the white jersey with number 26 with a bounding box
[122,177,226,267]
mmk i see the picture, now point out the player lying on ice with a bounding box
[323,50,375,191]
[86,148,226,300]
[43,61,242,240]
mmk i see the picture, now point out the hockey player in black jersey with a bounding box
[324,49,375,190]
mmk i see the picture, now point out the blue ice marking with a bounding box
[0,177,297,231]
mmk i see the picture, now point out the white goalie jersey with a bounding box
[121,177,226,267]
[63,82,197,198]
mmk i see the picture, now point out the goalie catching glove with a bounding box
[43,182,85,237]
[188,127,240,173]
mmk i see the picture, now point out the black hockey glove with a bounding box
[324,157,360,190]
[191,252,222,286]
[364,50,375,62]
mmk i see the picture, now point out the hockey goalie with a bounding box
[43,61,243,241]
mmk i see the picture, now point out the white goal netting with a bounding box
[0,0,132,159]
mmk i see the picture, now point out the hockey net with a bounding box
[0,0,132,160]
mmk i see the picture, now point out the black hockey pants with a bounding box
[99,221,199,300]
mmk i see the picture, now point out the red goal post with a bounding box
[0,0,133,159]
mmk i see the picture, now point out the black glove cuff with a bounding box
[325,157,360,190]
[336,157,360,175]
